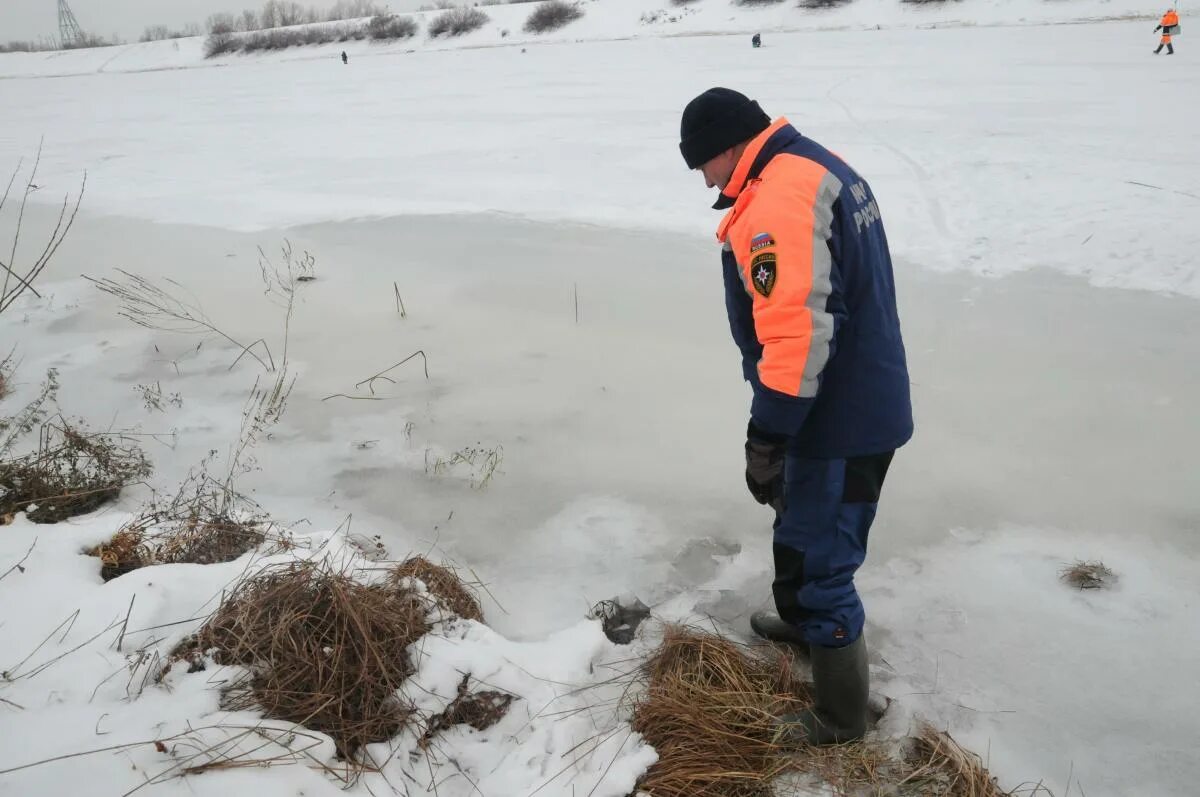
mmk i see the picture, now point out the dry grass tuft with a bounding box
[0,418,151,523]
[392,556,484,622]
[419,672,514,748]
[630,625,810,796]
[86,462,292,580]
[1059,560,1116,590]
[88,517,270,581]
[184,561,431,758]
[89,526,153,581]
[153,516,267,566]
[630,628,1046,797]
[900,722,1007,796]
[798,740,906,795]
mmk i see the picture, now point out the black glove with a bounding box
[744,422,786,513]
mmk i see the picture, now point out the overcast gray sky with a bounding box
[2,0,423,42]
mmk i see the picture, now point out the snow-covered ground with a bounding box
[2,7,1199,797]
[0,0,1162,80]
[3,14,1196,297]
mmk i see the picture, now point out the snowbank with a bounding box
[0,515,656,796]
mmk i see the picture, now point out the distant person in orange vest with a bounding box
[1154,8,1179,54]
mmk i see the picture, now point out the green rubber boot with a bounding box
[777,634,868,745]
[750,610,808,651]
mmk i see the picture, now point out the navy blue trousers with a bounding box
[771,451,894,647]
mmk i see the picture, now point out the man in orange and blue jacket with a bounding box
[1154,8,1179,54]
[679,88,913,744]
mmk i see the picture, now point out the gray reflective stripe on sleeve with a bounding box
[723,239,754,296]
[798,170,843,398]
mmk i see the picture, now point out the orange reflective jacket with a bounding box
[716,119,912,455]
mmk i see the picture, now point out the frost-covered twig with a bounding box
[356,350,430,394]
[0,367,58,458]
[0,537,37,582]
[122,724,328,796]
[220,370,295,499]
[0,143,86,316]
[3,616,124,682]
[320,392,389,402]
[1,609,78,680]
[425,443,503,489]
[85,270,275,372]
[0,722,325,780]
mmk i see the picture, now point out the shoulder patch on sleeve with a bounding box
[750,232,776,253]
[750,251,777,298]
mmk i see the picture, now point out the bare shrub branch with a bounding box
[0,368,59,458]
[0,144,87,317]
[0,415,152,523]
[88,456,294,581]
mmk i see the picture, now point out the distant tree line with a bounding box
[205,0,389,35]
[141,23,204,42]
[1,33,123,52]
[0,0,389,52]
[205,15,419,57]
[141,23,205,41]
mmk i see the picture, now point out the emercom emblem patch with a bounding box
[750,252,777,298]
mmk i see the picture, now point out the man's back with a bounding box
[719,122,913,458]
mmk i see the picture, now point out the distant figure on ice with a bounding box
[1154,8,1179,54]
[341,51,349,64]
[752,33,762,48]
[678,88,911,746]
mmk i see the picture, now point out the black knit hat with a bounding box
[679,88,772,169]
